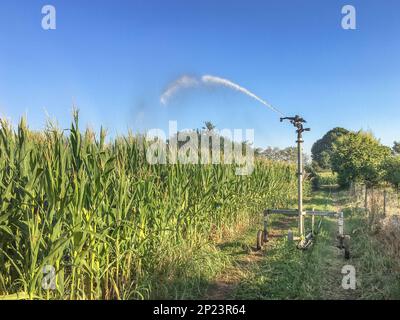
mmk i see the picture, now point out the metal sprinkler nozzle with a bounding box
[280,115,310,133]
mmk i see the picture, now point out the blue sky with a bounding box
[0,0,399,153]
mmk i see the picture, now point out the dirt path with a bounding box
[318,190,360,300]
[204,189,363,300]
[204,232,265,300]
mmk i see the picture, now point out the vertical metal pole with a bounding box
[311,208,315,235]
[338,212,344,237]
[338,211,344,249]
[297,130,304,238]
[263,213,268,242]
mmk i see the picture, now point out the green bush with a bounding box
[311,172,338,189]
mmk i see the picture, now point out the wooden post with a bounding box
[383,190,387,217]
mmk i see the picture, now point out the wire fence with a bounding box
[349,183,400,217]
[348,183,400,257]
[349,182,400,240]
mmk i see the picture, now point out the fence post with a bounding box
[383,190,387,217]
[364,185,368,213]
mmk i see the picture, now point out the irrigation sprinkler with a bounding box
[256,115,350,259]
[280,115,310,239]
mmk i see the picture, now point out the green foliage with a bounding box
[0,114,297,300]
[311,172,338,189]
[202,121,216,132]
[311,127,349,170]
[383,156,400,189]
[331,131,391,187]
[260,146,309,164]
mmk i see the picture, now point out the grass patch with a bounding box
[212,188,400,300]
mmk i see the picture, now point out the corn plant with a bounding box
[0,113,297,300]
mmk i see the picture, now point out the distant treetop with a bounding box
[311,127,350,170]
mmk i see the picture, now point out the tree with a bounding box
[167,122,255,160]
[331,131,391,187]
[254,148,264,157]
[311,127,349,170]
[202,121,216,132]
[383,156,400,190]
[393,141,400,155]
[261,146,309,164]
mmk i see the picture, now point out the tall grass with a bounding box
[0,113,297,299]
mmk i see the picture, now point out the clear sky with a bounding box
[0,0,399,153]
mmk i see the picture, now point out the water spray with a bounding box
[201,75,285,117]
[161,74,286,117]
[160,76,199,105]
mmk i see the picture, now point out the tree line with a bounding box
[196,122,400,191]
[311,127,400,190]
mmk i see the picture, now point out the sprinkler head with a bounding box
[280,115,309,132]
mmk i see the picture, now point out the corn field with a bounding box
[0,113,297,300]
